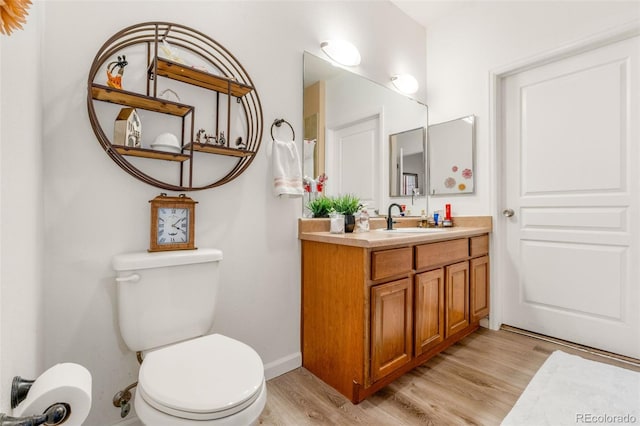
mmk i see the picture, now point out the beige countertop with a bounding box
[298,216,492,249]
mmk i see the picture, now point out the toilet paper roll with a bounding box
[13,362,92,426]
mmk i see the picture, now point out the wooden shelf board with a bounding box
[185,142,254,157]
[154,58,254,97]
[91,84,193,117]
[112,145,190,162]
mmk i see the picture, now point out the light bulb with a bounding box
[391,74,419,94]
[320,40,361,67]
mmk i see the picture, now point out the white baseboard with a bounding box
[264,351,301,380]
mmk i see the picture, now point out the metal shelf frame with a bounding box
[87,21,264,190]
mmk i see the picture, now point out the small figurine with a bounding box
[205,134,217,145]
[218,131,226,146]
[114,107,141,148]
[235,136,246,149]
[196,129,206,143]
[106,55,128,89]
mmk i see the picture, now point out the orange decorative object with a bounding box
[106,70,122,89]
[106,55,128,90]
[0,0,32,35]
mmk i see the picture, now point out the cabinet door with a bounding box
[371,278,412,382]
[471,255,490,322]
[445,261,470,337]
[415,269,445,355]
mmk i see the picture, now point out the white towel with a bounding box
[272,139,304,198]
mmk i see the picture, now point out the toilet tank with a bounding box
[112,248,223,352]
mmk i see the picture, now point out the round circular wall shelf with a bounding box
[87,22,263,191]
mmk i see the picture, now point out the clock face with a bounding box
[157,207,189,244]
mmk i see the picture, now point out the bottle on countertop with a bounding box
[420,209,428,228]
[443,203,453,227]
[357,207,370,233]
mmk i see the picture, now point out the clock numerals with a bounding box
[157,207,189,245]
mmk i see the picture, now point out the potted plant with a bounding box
[332,194,362,232]
[306,196,334,218]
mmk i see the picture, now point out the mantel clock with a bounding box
[149,193,197,252]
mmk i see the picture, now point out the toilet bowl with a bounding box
[111,249,267,425]
[134,334,267,425]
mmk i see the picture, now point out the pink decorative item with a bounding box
[444,177,456,188]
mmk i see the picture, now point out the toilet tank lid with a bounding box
[112,248,223,271]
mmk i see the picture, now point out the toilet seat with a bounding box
[138,334,264,421]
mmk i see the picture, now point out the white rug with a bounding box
[502,350,640,426]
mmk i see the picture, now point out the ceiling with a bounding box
[390,0,479,28]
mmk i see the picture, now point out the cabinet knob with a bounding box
[502,208,515,217]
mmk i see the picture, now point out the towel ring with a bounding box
[271,118,295,141]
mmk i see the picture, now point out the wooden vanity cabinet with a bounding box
[301,233,490,404]
[445,261,470,337]
[470,234,490,322]
[301,242,367,400]
[414,268,445,355]
[370,278,412,382]
[471,256,490,321]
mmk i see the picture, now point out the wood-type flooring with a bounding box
[258,327,640,426]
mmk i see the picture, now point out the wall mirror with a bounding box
[428,115,475,195]
[303,51,428,214]
[389,127,426,197]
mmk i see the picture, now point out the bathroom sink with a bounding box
[375,227,451,233]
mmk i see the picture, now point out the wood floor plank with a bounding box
[259,328,640,425]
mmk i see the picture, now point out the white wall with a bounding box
[35,2,425,425]
[0,1,44,414]
[425,1,640,217]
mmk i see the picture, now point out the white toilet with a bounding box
[112,248,267,425]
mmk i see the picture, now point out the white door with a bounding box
[327,116,381,211]
[501,35,640,359]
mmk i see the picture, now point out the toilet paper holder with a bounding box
[11,376,34,409]
[0,376,71,426]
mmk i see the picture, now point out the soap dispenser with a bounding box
[357,207,370,232]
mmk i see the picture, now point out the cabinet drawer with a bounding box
[470,235,489,257]
[415,238,468,270]
[371,247,413,281]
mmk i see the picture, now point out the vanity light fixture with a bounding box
[391,74,419,95]
[320,40,361,67]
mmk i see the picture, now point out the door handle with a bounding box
[502,208,515,217]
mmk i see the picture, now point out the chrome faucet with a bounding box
[387,203,403,230]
